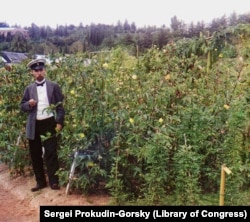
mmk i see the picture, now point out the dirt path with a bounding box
[0,164,110,222]
[0,185,38,222]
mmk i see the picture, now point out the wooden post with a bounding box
[219,164,232,206]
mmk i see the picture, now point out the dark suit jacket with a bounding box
[20,79,65,140]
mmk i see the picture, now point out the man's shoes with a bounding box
[31,184,47,192]
[51,184,60,190]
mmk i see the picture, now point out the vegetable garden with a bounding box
[0,24,250,205]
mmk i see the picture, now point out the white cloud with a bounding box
[1,0,249,28]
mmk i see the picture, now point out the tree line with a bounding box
[0,12,250,56]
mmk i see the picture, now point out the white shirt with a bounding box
[36,81,54,120]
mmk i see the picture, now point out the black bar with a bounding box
[40,206,249,222]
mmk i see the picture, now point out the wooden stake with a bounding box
[219,164,232,206]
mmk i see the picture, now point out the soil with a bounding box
[0,164,110,222]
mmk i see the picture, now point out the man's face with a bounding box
[32,68,45,81]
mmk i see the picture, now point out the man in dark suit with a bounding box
[20,58,65,192]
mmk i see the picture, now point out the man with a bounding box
[20,58,65,192]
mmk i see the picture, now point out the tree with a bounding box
[122,33,135,46]
[156,29,170,49]
[5,32,13,42]
[170,16,186,37]
[209,16,228,33]
[123,20,131,33]
[170,16,183,32]
[69,40,83,53]
[228,12,238,26]
[238,13,250,24]
[10,32,29,52]
[28,23,41,41]
[88,24,105,47]
[115,20,123,33]
[140,31,153,49]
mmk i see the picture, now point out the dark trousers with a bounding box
[29,117,59,187]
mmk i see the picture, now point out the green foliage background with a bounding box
[0,24,250,205]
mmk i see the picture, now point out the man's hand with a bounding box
[56,123,63,132]
[29,99,37,107]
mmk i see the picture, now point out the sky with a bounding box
[1,0,249,28]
